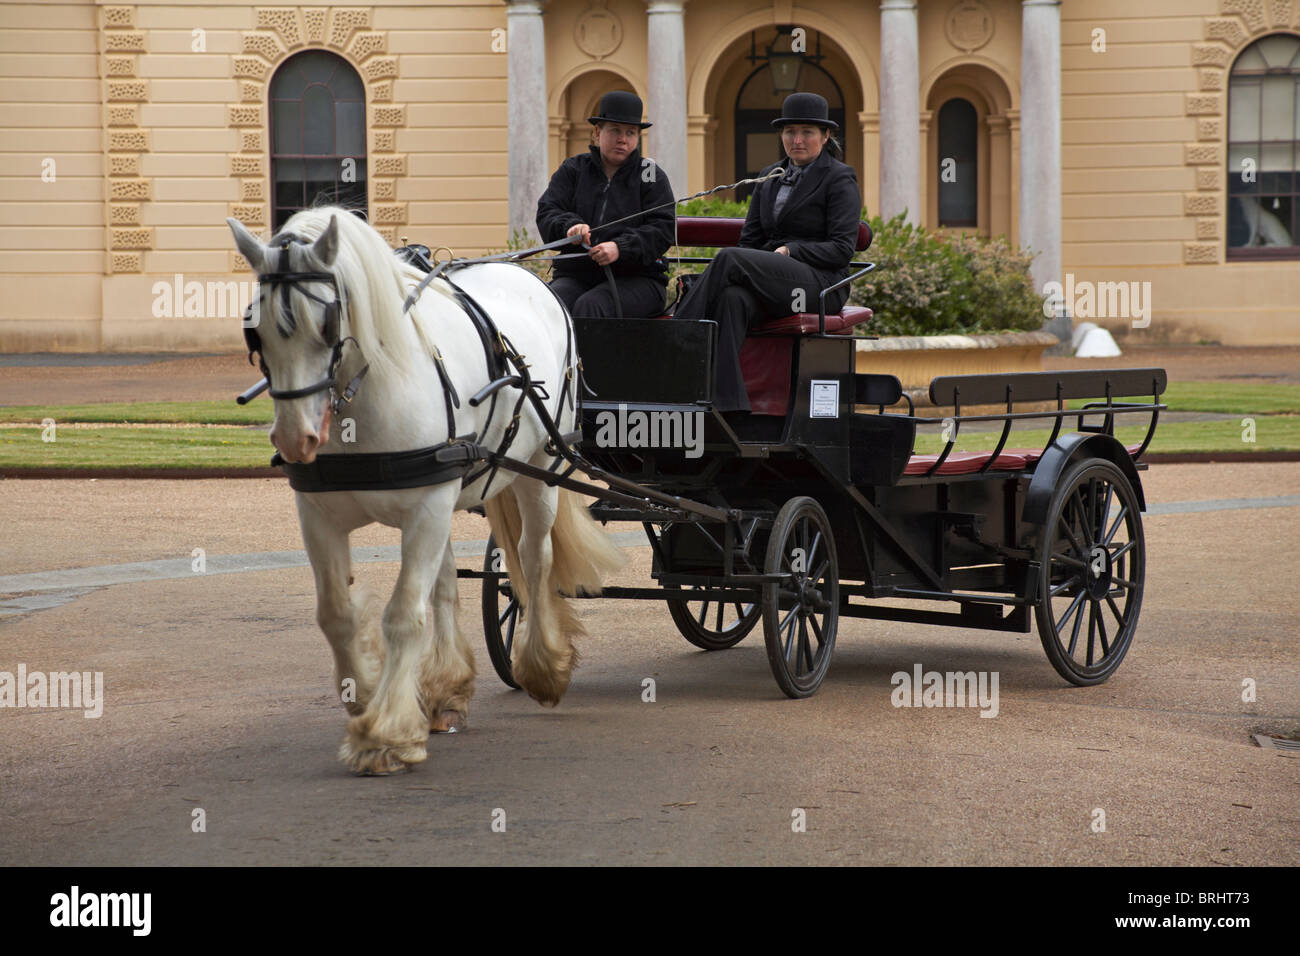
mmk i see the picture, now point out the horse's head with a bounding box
[227,214,343,464]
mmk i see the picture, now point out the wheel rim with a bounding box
[1041,463,1143,679]
[764,498,839,696]
[481,535,522,689]
[667,585,759,650]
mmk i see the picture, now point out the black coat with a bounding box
[738,148,862,292]
[536,145,676,287]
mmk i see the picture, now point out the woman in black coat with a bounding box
[673,92,862,413]
[536,91,676,318]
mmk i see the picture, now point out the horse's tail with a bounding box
[483,486,622,605]
[483,485,624,704]
[547,486,624,598]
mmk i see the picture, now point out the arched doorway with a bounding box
[923,63,1014,239]
[700,26,864,206]
[551,69,643,170]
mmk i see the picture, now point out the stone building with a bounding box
[1,0,1297,350]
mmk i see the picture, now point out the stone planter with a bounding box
[855,331,1061,403]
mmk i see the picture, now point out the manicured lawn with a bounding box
[1068,382,1300,416]
[0,400,272,425]
[910,416,1300,455]
[0,425,272,470]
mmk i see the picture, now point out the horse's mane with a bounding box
[279,205,453,378]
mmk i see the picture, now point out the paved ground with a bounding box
[0,462,1296,865]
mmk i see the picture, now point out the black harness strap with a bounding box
[272,439,480,493]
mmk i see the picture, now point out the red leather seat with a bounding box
[903,451,1029,476]
[751,306,873,336]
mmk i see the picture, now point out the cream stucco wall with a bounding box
[0,0,1296,351]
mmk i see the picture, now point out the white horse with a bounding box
[227,207,623,775]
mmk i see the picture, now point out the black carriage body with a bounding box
[572,313,1163,637]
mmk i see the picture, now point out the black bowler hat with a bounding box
[770,91,838,131]
[588,90,652,129]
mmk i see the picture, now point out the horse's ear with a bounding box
[312,214,340,268]
[226,217,265,272]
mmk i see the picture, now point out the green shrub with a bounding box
[849,214,1042,336]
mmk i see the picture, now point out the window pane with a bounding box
[332,65,364,101]
[272,100,301,154]
[1227,194,1256,247]
[274,159,304,208]
[336,100,365,157]
[1233,46,1267,72]
[1260,141,1292,171]
[1229,81,1260,140]
[1261,76,1294,141]
[305,157,336,207]
[302,86,334,154]
[1258,196,1294,245]
[299,51,336,85]
[938,98,977,226]
[1227,144,1257,192]
[1258,34,1300,69]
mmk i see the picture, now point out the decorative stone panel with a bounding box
[329,8,371,49]
[1196,167,1220,190]
[229,7,407,240]
[257,8,303,47]
[1221,0,1268,33]
[103,31,146,52]
[1198,68,1223,90]
[1185,94,1221,115]
[1196,218,1221,239]
[109,130,148,151]
[1185,144,1222,165]
[111,227,153,249]
[107,80,147,101]
[244,32,287,62]
[102,5,150,273]
[110,203,140,225]
[1184,192,1220,215]
[1198,118,1222,140]
[1184,242,1219,263]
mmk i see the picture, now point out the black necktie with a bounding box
[773,164,804,219]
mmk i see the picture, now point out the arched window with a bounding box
[937,98,977,228]
[269,50,367,232]
[1226,33,1300,257]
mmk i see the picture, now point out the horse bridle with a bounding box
[247,234,367,408]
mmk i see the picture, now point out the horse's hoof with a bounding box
[340,738,426,776]
[430,709,467,734]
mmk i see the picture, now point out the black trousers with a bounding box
[672,247,847,413]
[549,275,667,319]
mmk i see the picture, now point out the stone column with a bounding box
[646,0,688,192]
[1020,0,1067,345]
[879,0,920,224]
[987,114,1011,239]
[507,0,548,243]
[858,110,880,217]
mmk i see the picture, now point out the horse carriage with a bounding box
[465,216,1168,698]
[228,204,1166,773]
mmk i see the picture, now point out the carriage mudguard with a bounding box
[1021,431,1146,527]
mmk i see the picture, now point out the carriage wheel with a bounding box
[1035,457,1145,686]
[665,586,760,650]
[762,497,840,698]
[480,533,522,690]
